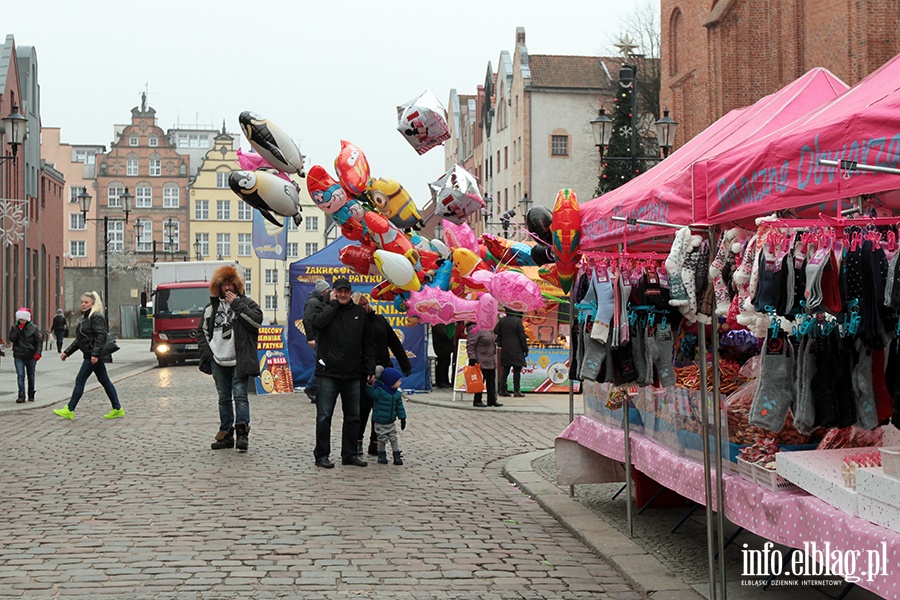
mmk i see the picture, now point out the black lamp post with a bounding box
[2,105,29,308]
[433,222,443,243]
[77,186,133,320]
[499,209,517,238]
[163,218,177,260]
[194,237,203,261]
[483,195,494,231]
[590,64,678,189]
[519,194,533,240]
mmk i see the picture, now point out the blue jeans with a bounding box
[14,357,36,398]
[211,362,250,431]
[68,357,121,410]
[307,370,318,393]
[315,375,360,462]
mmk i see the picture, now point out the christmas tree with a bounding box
[595,82,650,196]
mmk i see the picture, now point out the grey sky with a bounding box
[9,0,653,206]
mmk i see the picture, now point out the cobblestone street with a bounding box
[2,366,640,599]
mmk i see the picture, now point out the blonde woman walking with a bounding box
[52,292,123,420]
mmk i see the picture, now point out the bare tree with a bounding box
[608,0,662,122]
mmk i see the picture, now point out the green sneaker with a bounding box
[103,408,125,419]
[53,406,75,420]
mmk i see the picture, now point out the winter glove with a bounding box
[34,354,41,361]
[18,322,26,330]
[400,419,407,430]
[468,359,476,367]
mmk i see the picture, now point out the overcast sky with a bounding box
[7,0,656,206]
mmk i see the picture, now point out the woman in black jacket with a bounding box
[53,292,123,420]
[52,308,68,353]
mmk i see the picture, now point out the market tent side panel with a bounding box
[698,52,900,224]
[287,237,429,391]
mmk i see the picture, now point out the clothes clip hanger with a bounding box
[765,305,781,339]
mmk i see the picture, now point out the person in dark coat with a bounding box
[52,308,68,353]
[9,307,42,403]
[431,324,454,388]
[310,278,376,469]
[53,292,122,419]
[302,279,330,402]
[198,265,263,452]
[466,322,500,407]
[495,311,529,397]
[355,294,412,456]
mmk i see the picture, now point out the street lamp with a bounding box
[483,195,494,230]
[194,237,203,261]
[77,186,133,322]
[499,209,517,238]
[0,105,27,162]
[433,222,443,243]
[518,194,533,240]
[164,218,177,259]
[590,64,678,187]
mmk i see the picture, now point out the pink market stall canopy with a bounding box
[580,68,849,250]
[699,52,900,224]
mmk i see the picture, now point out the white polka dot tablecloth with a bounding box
[558,416,900,597]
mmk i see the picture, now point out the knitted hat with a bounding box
[314,279,330,293]
[15,309,31,322]
[380,367,402,388]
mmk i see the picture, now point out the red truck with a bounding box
[145,261,244,367]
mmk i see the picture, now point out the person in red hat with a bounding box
[9,307,41,403]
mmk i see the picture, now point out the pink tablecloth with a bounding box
[558,416,900,598]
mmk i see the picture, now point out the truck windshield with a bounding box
[155,288,209,316]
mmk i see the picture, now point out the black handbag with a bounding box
[102,334,121,356]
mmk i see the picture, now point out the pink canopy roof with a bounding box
[697,52,900,223]
[580,68,848,250]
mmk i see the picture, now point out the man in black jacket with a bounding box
[310,277,375,468]
[198,265,263,452]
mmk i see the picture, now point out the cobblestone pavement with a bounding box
[2,367,642,599]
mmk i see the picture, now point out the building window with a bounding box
[237,201,253,221]
[265,269,279,285]
[149,136,158,147]
[165,222,181,253]
[129,135,138,146]
[69,240,86,257]
[149,157,161,176]
[127,157,139,176]
[108,184,124,208]
[216,199,231,220]
[216,171,230,188]
[136,184,152,208]
[286,218,297,231]
[504,146,508,168]
[238,233,252,257]
[551,134,569,156]
[287,242,299,258]
[136,219,153,252]
[305,242,319,257]
[163,184,180,208]
[69,213,86,230]
[107,220,125,252]
[216,232,230,258]
[305,216,318,231]
[196,232,209,258]
[265,295,277,310]
[195,199,209,220]
[69,186,81,203]
[245,268,252,295]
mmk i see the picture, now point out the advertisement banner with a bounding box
[255,325,294,394]
[453,339,577,393]
[252,211,287,260]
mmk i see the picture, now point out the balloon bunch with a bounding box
[397,90,451,155]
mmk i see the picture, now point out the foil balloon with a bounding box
[339,244,379,276]
[550,188,582,293]
[334,140,371,196]
[430,238,451,259]
[238,111,305,175]
[451,248,489,279]
[481,234,536,267]
[228,170,301,227]
[236,148,291,182]
[442,219,478,252]
[374,249,421,292]
[397,90,451,155]
[371,280,401,302]
[429,165,485,224]
[417,249,441,271]
[538,263,562,289]
[530,243,556,266]
[369,177,423,230]
[341,218,366,241]
[428,260,453,291]
[363,211,420,265]
[526,205,553,245]
[307,165,350,215]
[488,270,544,313]
[407,287,498,331]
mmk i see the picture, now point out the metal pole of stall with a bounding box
[618,243,634,538]
[568,268,578,498]
[698,323,717,600]
[708,227,727,600]
[818,157,900,176]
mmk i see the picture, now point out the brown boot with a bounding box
[211,427,234,450]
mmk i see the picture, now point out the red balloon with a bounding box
[339,244,377,276]
[334,140,371,196]
[341,218,366,241]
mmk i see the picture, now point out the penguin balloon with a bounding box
[238,112,306,176]
[228,170,302,227]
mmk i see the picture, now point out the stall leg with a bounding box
[715,527,744,559]
[637,488,665,514]
[671,502,699,534]
[612,483,628,500]
[835,583,856,600]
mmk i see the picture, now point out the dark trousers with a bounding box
[357,377,376,447]
[315,375,361,462]
[474,368,497,405]
[499,364,522,394]
[435,352,452,386]
[54,330,65,353]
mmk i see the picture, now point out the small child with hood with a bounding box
[366,366,407,465]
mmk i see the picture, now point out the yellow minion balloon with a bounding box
[369,177,424,230]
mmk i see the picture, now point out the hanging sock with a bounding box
[792,335,817,435]
[591,271,616,344]
[649,325,676,387]
[870,346,893,424]
[631,323,649,386]
[851,342,879,430]
[749,334,795,433]
[804,246,831,309]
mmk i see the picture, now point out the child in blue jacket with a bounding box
[366,366,407,465]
